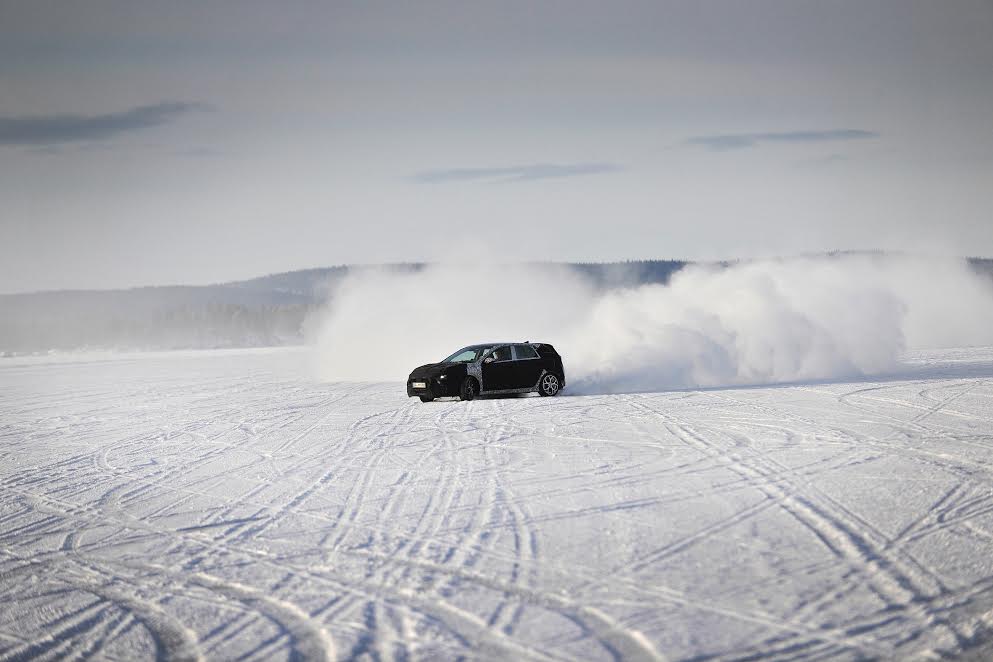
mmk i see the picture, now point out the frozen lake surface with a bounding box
[2,347,993,660]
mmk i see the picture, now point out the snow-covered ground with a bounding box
[2,347,993,661]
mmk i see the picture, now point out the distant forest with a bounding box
[2,257,990,355]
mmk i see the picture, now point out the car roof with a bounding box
[459,342,541,350]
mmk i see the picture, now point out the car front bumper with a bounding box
[407,376,457,398]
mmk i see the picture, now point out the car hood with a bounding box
[408,362,461,379]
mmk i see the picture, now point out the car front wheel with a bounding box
[459,377,478,401]
[539,373,561,397]
[419,395,434,403]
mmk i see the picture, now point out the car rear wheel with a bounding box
[459,377,478,401]
[419,395,434,403]
[539,373,560,397]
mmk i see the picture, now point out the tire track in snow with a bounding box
[162,386,394,655]
[625,394,973,657]
[457,398,665,662]
[266,397,454,658]
[0,559,204,662]
[5,483,339,662]
[703,388,983,599]
[346,548,665,662]
[337,412,458,660]
[322,399,544,659]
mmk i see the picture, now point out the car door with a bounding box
[512,344,543,388]
[481,345,515,391]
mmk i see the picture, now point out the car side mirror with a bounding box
[483,357,495,364]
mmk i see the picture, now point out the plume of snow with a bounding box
[306,255,993,393]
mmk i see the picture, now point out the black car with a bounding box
[407,342,565,402]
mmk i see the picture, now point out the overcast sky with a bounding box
[1,1,992,293]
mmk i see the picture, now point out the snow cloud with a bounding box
[306,255,993,393]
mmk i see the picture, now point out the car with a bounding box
[407,342,565,402]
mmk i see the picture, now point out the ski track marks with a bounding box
[1,347,993,660]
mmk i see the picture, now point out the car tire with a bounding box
[539,373,561,397]
[419,395,434,403]
[459,377,478,402]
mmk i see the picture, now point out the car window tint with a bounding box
[514,344,539,360]
[491,346,512,362]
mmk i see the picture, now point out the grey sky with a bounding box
[1,1,992,293]
[413,163,623,183]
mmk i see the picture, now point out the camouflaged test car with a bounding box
[407,343,565,402]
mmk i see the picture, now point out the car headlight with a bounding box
[438,374,447,380]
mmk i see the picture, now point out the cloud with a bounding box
[413,162,622,183]
[0,102,210,146]
[687,129,877,151]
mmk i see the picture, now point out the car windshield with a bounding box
[442,346,489,363]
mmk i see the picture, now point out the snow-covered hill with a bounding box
[2,347,993,659]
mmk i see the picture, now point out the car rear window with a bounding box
[514,344,539,360]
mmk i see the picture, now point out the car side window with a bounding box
[490,346,512,362]
[513,344,539,360]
